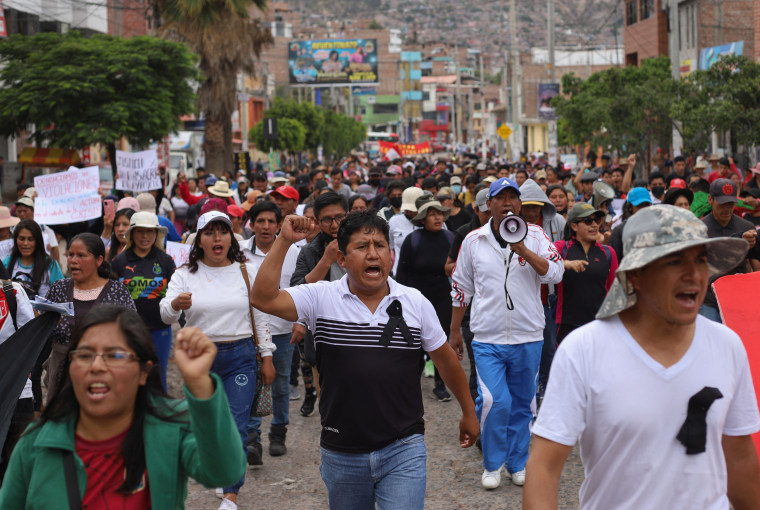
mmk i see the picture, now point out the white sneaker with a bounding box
[218,498,237,510]
[215,488,223,499]
[511,469,526,486]
[289,384,300,400]
[481,468,501,489]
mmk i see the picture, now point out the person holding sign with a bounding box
[0,306,246,509]
[112,212,176,390]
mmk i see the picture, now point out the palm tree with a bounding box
[155,0,273,174]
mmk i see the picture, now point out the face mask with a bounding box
[452,185,461,194]
[369,178,381,187]
[651,186,665,198]
[389,196,403,209]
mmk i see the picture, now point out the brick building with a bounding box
[623,0,668,66]
[108,0,151,37]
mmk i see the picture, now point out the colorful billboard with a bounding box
[699,41,744,70]
[538,83,560,120]
[288,39,378,85]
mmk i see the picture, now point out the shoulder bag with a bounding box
[240,262,273,417]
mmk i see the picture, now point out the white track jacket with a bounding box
[451,218,564,345]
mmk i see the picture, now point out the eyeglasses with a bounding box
[319,214,347,227]
[577,217,602,226]
[69,350,140,367]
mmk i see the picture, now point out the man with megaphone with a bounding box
[450,177,564,490]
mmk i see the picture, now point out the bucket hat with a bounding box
[411,195,450,227]
[208,180,235,198]
[124,211,168,250]
[596,205,748,319]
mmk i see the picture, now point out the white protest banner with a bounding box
[166,241,191,268]
[0,239,13,261]
[115,150,162,192]
[33,166,103,225]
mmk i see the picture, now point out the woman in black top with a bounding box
[438,186,471,231]
[396,194,455,402]
[112,211,176,390]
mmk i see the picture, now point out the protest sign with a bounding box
[166,241,191,267]
[115,150,162,192]
[34,166,102,225]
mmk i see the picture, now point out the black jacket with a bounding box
[290,232,335,286]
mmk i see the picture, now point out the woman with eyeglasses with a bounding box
[553,204,619,345]
[0,306,245,509]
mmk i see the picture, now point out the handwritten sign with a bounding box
[0,239,13,261]
[34,167,102,225]
[166,241,191,267]
[115,150,162,192]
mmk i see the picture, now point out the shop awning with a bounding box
[18,147,81,167]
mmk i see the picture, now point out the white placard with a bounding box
[0,239,13,261]
[166,241,191,267]
[115,150,162,192]
[33,166,103,225]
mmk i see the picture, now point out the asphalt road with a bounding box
[170,358,585,510]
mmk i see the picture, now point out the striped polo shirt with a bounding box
[286,275,446,453]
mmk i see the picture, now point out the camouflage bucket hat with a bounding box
[596,205,749,319]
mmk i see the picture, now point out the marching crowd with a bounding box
[0,148,758,509]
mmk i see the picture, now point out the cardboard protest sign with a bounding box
[166,241,191,268]
[34,166,102,225]
[115,150,162,192]
[713,272,760,453]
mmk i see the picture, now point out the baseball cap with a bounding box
[476,162,487,171]
[197,210,232,231]
[136,193,157,214]
[450,176,462,186]
[15,196,34,208]
[227,205,244,218]
[271,185,299,202]
[205,175,218,186]
[475,189,489,212]
[253,171,268,181]
[567,203,602,223]
[580,171,599,183]
[596,205,749,319]
[626,187,652,207]
[669,178,686,189]
[487,177,520,199]
[709,178,738,204]
[534,169,547,181]
[400,186,425,212]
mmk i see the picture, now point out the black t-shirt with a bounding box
[445,208,472,232]
[555,239,614,326]
[111,247,176,330]
[702,213,760,307]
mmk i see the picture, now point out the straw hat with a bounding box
[208,180,235,198]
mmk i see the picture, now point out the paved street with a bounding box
[169,358,585,510]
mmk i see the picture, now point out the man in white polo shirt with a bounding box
[252,210,478,510]
[524,205,760,509]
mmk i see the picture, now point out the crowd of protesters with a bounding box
[0,147,757,509]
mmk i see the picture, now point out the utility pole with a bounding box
[480,51,487,160]
[509,0,523,159]
[547,0,558,166]
[455,44,462,149]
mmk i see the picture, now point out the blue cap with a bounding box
[488,177,521,199]
[273,171,286,178]
[626,187,652,206]
[205,175,218,186]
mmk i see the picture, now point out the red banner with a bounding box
[714,272,760,453]
[379,140,431,158]
[0,4,6,38]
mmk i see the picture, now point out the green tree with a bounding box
[156,0,273,174]
[0,31,199,179]
[673,55,760,154]
[553,56,677,170]
[321,110,366,158]
[368,20,383,30]
[249,117,306,153]
[265,98,325,152]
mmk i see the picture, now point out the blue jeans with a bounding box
[151,326,172,391]
[699,304,723,323]
[211,337,257,495]
[247,333,294,438]
[320,434,427,510]
[538,300,557,392]
[472,340,543,473]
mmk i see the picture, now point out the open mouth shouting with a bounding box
[87,381,110,401]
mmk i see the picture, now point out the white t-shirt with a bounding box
[533,315,760,510]
[388,213,417,275]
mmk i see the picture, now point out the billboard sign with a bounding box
[538,83,560,120]
[699,41,744,70]
[289,39,378,85]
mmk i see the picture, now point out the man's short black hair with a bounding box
[611,168,624,176]
[17,182,33,194]
[689,178,710,194]
[384,180,406,195]
[718,157,730,167]
[648,170,665,184]
[337,210,390,253]
[515,169,529,178]
[673,155,685,164]
[601,154,611,161]
[330,168,343,176]
[314,191,348,219]
[310,168,325,180]
[249,200,282,224]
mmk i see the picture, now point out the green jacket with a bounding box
[0,373,245,510]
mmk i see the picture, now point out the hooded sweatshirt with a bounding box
[519,179,566,243]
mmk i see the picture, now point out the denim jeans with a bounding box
[150,326,172,391]
[247,333,294,438]
[211,337,257,495]
[538,299,557,392]
[320,434,427,510]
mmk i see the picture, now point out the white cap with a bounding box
[197,210,232,231]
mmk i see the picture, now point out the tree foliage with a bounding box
[673,55,760,153]
[249,117,306,153]
[250,98,366,157]
[552,56,676,165]
[0,31,198,152]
